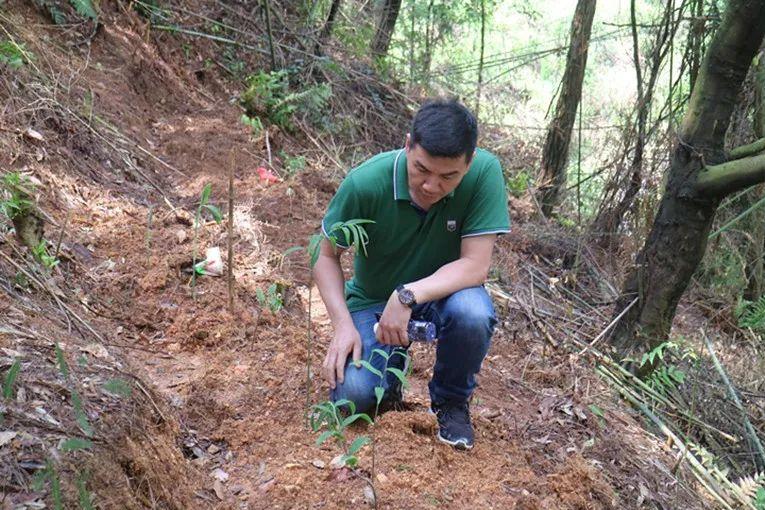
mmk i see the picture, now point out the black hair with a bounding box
[410,98,478,161]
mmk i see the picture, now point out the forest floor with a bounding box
[0,3,719,509]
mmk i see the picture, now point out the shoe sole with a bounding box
[436,431,473,450]
[429,409,474,450]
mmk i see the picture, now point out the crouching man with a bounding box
[313,99,510,450]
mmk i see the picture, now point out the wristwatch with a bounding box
[395,284,417,308]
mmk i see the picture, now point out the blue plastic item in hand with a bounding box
[373,313,437,343]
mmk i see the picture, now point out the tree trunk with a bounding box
[538,0,597,216]
[314,0,342,56]
[744,51,765,301]
[475,0,486,118]
[610,0,765,360]
[371,0,402,57]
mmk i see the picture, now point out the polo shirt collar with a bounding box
[392,148,457,202]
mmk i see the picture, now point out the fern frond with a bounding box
[737,472,765,501]
[741,294,765,331]
[70,0,97,20]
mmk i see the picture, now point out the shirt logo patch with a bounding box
[447,220,457,232]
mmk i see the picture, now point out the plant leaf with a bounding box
[200,183,212,206]
[70,0,97,20]
[357,360,382,378]
[347,436,370,456]
[103,378,132,397]
[375,386,385,406]
[315,430,334,446]
[3,359,20,400]
[203,204,223,223]
[371,348,390,361]
[342,413,373,427]
[55,343,69,380]
[60,438,93,452]
[385,367,410,388]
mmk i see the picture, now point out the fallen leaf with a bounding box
[210,468,229,482]
[80,343,109,359]
[24,128,44,142]
[311,459,326,469]
[213,480,225,500]
[0,431,18,447]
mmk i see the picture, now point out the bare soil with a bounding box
[1,3,712,509]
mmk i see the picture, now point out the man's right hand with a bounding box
[322,321,362,390]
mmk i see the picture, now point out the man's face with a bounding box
[405,134,472,210]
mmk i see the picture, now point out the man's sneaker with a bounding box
[430,401,474,450]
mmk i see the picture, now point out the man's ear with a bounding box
[405,133,411,151]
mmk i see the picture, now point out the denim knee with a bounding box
[330,364,377,414]
[439,286,496,341]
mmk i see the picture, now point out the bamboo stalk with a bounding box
[702,330,765,470]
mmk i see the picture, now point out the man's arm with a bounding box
[313,238,361,389]
[375,234,497,346]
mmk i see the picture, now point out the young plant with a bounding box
[0,39,31,69]
[240,113,263,137]
[310,399,372,468]
[1,172,44,250]
[279,150,306,178]
[31,240,60,270]
[302,218,375,420]
[3,358,21,400]
[256,282,283,313]
[191,184,223,299]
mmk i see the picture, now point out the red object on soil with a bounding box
[256,166,280,184]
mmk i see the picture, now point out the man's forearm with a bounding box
[313,252,354,329]
[406,257,489,304]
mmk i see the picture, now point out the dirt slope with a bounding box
[0,3,711,509]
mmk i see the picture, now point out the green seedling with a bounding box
[0,39,31,69]
[32,460,63,510]
[31,240,60,270]
[256,282,283,313]
[191,183,223,298]
[240,113,263,137]
[60,438,93,452]
[0,172,35,220]
[311,399,372,468]
[279,150,306,178]
[3,359,21,400]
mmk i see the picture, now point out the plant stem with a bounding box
[54,209,70,262]
[305,284,313,428]
[228,154,235,313]
[192,206,201,301]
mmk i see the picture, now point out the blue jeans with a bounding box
[331,286,497,413]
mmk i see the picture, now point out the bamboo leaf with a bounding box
[342,412,373,427]
[371,348,390,362]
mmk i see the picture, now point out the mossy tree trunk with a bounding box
[538,0,597,216]
[610,0,765,359]
[744,51,765,301]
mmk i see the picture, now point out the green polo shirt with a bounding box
[322,148,510,311]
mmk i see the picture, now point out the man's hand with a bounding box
[376,291,412,346]
[323,320,362,390]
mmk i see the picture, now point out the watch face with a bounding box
[398,288,415,307]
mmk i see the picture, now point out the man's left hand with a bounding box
[376,291,412,346]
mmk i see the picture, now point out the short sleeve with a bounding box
[321,175,361,248]
[461,157,511,237]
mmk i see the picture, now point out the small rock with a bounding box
[311,459,326,469]
[24,127,45,142]
[207,444,221,455]
[330,454,346,470]
[211,468,229,482]
[0,431,18,447]
[230,484,244,495]
[225,450,234,462]
[176,230,187,244]
[363,485,376,506]
[376,473,388,484]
